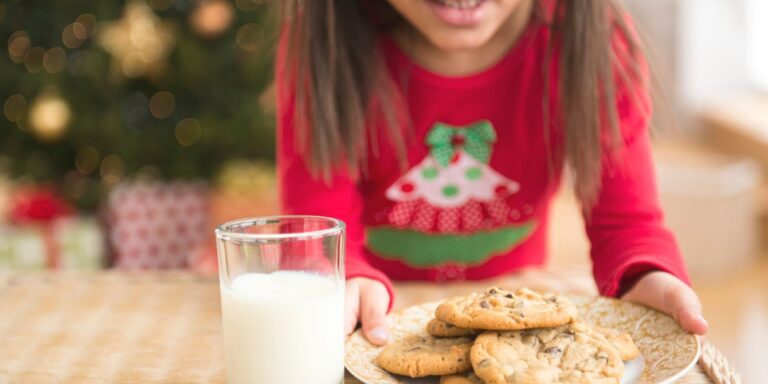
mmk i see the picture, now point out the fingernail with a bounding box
[694,313,709,327]
[370,327,389,343]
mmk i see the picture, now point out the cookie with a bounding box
[470,322,623,384]
[435,287,578,331]
[593,326,640,361]
[427,318,481,338]
[376,334,474,377]
[440,371,485,384]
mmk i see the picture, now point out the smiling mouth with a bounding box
[431,0,486,9]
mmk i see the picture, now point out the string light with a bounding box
[62,23,86,49]
[43,47,67,73]
[24,47,45,73]
[149,91,175,119]
[75,147,100,175]
[3,95,28,123]
[8,31,31,63]
[190,0,234,38]
[100,155,125,184]
[236,23,264,52]
[28,87,71,141]
[76,14,99,38]
[175,118,202,146]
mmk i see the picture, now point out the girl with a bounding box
[277,0,709,346]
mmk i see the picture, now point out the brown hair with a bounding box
[279,0,646,207]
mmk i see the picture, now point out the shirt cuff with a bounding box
[345,253,395,312]
[597,253,691,298]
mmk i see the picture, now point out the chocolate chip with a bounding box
[522,335,539,346]
[505,293,514,299]
[479,358,490,367]
[480,300,490,309]
[547,296,558,303]
[488,288,498,294]
[545,347,562,356]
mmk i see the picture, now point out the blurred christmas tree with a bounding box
[0,0,277,211]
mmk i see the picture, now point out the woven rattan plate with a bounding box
[346,296,700,384]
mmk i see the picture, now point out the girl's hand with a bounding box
[622,271,709,335]
[345,277,391,346]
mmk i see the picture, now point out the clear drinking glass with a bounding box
[215,216,345,384]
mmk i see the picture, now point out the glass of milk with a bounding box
[215,216,345,384]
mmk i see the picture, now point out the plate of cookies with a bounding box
[345,287,700,384]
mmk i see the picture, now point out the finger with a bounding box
[360,283,390,346]
[344,281,360,336]
[664,282,709,335]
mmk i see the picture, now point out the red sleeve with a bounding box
[275,34,394,310]
[585,22,691,297]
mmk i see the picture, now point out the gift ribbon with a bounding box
[426,120,496,167]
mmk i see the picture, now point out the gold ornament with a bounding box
[28,87,71,141]
[98,1,175,78]
[190,0,234,38]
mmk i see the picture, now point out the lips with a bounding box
[428,0,488,27]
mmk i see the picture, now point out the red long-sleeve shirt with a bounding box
[277,12,690,308]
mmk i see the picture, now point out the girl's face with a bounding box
[386,0,528,50]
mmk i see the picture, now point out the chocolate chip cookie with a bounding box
[436,287,578,331]
[440,371,485,384]
[427,318,481,338]
[376,334,474,377]
[593,326,640,361]
[470,322,623,384]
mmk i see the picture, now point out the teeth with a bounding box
[435,0,482,9]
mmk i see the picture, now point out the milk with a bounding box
[220,271,344,384]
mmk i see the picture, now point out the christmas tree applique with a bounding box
[367,120,536,268]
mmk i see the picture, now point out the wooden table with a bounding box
[0,268,731,383]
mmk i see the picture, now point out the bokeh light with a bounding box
[149,91,175,119]
[28,89,71,141]
[43,47,68,73]
[3,95,28,123]
[62,23,85,49]
[149,0,176,11]
[8,31,31,63]
[175,118,202,146]
[190,0,234,38]
[76,14,99,38]
[236,23,264,52]
[100,155,125,183]
[24,46,45,73]
[75,147,101,175]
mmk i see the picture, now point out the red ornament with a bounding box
[400,182,415,193]
[450,152,461,164]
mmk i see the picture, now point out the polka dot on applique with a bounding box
[442,185,459,198]
[400,182,415,193]
[421,167,438,180]
[494,184,509,196]
[450,152,461,164]
[465,167,482,180]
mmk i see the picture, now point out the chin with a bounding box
[425,28,498,51]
